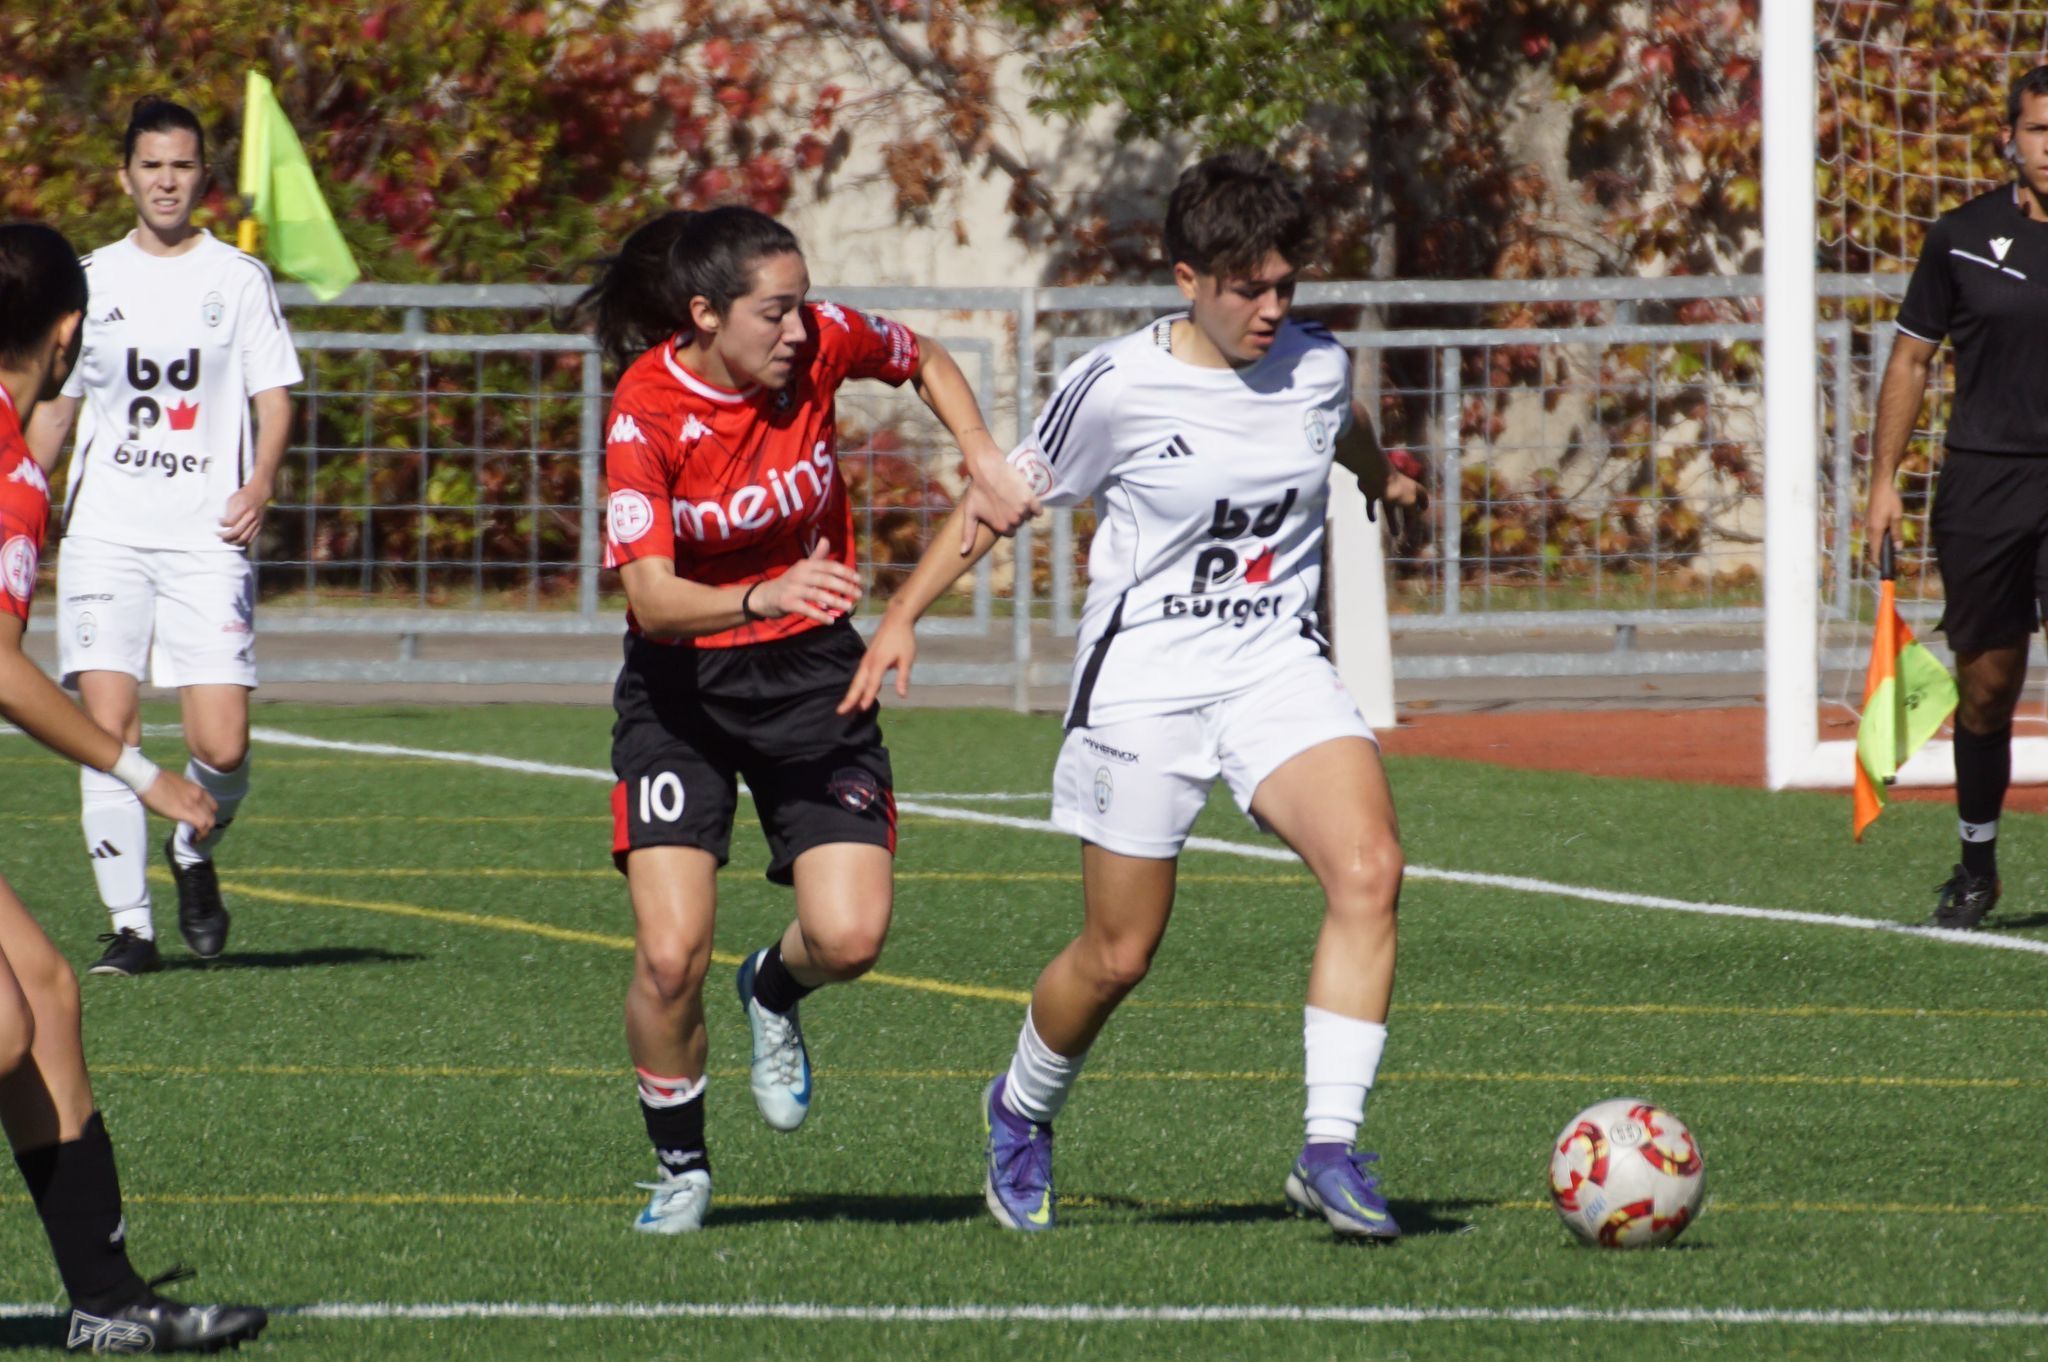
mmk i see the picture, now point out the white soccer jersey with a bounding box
[1009,316,1352,728]
[61,230,303,553]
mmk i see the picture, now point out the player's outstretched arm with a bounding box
[22,394,78,478]
[1333,400,1424,519]
[839,505,1000,714]
[0,615,215,833]
[908,333,1039,550]
[1866,333,1938,563]
[621,540,861,639]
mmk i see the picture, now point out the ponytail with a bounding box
[575,207,803,369]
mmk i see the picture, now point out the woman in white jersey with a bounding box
[843,152,1421,1239]
[27,98,302,977]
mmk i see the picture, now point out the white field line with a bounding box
[244,727,2048,960]
[0,1301,2036,1328]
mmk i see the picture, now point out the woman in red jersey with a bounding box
[0,222,265,1350]
[575,207,1033,1232]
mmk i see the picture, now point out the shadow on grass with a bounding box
[1129,1196,1478,1236]
[1989,912,2048,932]
[715,1193,986,1228]
[156,947,426,973]
[0,1315,64,1351]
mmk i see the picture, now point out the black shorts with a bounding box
[609,622,895,885]
[1931,450,2048,653]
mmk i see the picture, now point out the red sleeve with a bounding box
[601,383,676,570]
[807,300,920,390]
[0,481,48,623]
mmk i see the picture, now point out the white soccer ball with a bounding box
[1547,1097,1704,1248]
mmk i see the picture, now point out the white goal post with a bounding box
[1765,4,2048,791]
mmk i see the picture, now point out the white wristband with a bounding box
[109,746,160,795]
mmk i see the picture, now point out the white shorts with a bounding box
[1050,657,1376,859]
[56,538,257,690]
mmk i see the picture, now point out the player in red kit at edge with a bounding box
[0,222,266,1351]
[575,207,1035,1233]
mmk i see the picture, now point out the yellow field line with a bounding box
[0,1189,2036,1218]
[91,1057,2047,1092]
[188,874,2048,1024]
[218,866,1303,886]
[205,879,1032,1005]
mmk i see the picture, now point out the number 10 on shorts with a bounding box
[639,772,686,823]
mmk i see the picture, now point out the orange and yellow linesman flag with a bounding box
[236,70,359,300]
[1854,534,1957,841]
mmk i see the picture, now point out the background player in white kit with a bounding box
[27,98,302,977]
[845,152,1420,1238]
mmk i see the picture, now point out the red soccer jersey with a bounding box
[0,387,50,624]
[602,300,920,647]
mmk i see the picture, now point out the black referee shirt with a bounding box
[1897,184,2048,454]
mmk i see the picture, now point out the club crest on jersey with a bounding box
[76,612,97,647]
[1011,444,1055,499]
[608,489,655,544]
[1093,766,1114,814]
[202,291,225,327]
[828,766,882,813]
[1303,408,1337,455]
[1,535,38,603]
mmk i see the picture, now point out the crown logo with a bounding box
[166,400,199,431]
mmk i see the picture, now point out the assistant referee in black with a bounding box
[1866,64,2048,929]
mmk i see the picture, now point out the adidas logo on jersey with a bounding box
[1157,434,1195,460]
[97,307,125,325]
[609,413,645,445]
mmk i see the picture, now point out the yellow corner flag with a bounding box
[1854,535,1958,841]
[238,70,359,301]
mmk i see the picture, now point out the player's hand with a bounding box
[958,437,1039,551]
[755,540,863,625]
[839,614,917,714]
[218,479,272,546]
[141,770,216,838]
[1865,482,1905,565]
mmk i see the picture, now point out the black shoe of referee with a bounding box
[66,1267,267,1354]
[1927,864,2001,930]
[164,837,230,959]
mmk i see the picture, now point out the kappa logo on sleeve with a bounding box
[608,489,655,544]
[608,413,645,445]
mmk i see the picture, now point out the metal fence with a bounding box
[40,276,1931,692]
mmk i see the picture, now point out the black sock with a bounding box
[1954,722,2011,880]
[642,1091,708,1179]
[13,1112,146,1312]
[751,943,815,1016]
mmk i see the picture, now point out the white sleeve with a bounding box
[1008,350,1125,507]
[237,263,304,395]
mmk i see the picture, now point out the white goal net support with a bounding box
[1769,2,2048,789]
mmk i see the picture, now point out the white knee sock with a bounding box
[80,767,151,937]
[1304,1005,1389,1146]
[171,755,250,867]
[1001,1009,1087,1125]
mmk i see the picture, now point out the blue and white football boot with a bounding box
[737,948,812,1131]
[633,1169,711,1234]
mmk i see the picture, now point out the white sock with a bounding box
[80,767,151,936]
[1304,1005,1389,1146]
[172,756,250,867]
[1001,1009,1087,1125]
